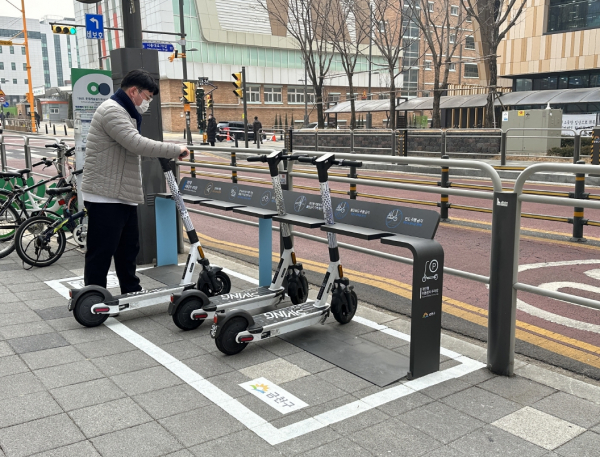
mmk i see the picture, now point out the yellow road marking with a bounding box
[194,231,600,369]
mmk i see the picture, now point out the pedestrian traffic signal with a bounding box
[206,95,213,109]
[182,82,196,104]
[52,25,77,35]
[195,87,204,103]
[232,72,243,99]
[168,50,179,62]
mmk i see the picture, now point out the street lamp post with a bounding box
[179,0,192,146]
[303,65,308,127]
[366,1,373,129]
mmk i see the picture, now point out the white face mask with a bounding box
[136,99,150,114]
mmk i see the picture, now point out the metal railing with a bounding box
[0,133,69,177]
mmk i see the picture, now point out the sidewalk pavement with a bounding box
[1,244,600,457]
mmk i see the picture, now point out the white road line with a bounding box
[46,267,484,446]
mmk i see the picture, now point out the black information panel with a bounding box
[179,177,278,211]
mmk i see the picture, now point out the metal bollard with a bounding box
[183,129,186,139]
[234,135,239,148]
[190,150,196,178]
[349,165,357,200]
[45,124,48,134]
[573,133,581,164]
[64,125,67,136]
[231,151,237,183]
[440,130,447,157]
[315,131,318,151]
[0,137,6,171]
[53,124,56,135]
[570,160,587,242]
[439,155,450,221]
[24,140,32,175]
[350,130,355,152]
[500,131,507,166]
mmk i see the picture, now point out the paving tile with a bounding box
[240,358,310,385]
[91,350,159,376]
[34,306,74,321]
[163,451,194,457]
[281,375,349,407]
[184,353,235,378]
[441,386,522,423]
[314,367,374,394]
[0,341,14,357]
[59,325,115,345]
[259,337,304,357]
[0,310,42,327]
[188,333,221,353]
[0,301,29,315]
[0,391,63,428]
[159,405,245,448]
[326,319,375,336]
[15,289,62,301]
[532,391,600,428]
[120,317,167,334]
[139,327,185,346]
[373,390,434,417]
[47,316,88,332]
[20,345,84,370]
[90,421,183,457]
[34,359,104,390]
[274,426,342,456]
[421,377,471,400]
[328,407,391,435]
[0,354,29,377]
[0,371,46,401]
[68,397,153,438]
[493,406,585,451]
[29,440,101,457]
[421,447,468,457]
[457,367,496,385]
[110,365,183,396]
[0,413,85,457]
[554,431,600,457]
[219,344,279,370]
[159,340,207,360]
[398,400,486,444]
[207,370,254,399]
[190,429,285,456]
[7,281,52,293]
[25,297,70,310]
[133,383,211,420]
[0,320,55,339]
[348,417,442,457]
[449,424,549,457]
[74,337,137,359]
[297,438,375,457]
[284,351,335,374]
[359,330,409,349]
[7,332,69,354]
[51,378,127,411]
[479,376,557,406]
[356,306,399,325]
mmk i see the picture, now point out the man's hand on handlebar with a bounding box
[179,146,189,161]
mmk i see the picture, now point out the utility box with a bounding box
[503,109,562,155]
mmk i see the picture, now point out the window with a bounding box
[346,92,359,101]
[50,108,59,114]
[264,86,282,103]
[24,79,27,84]
[428,1,434,12]
[0,78,4,84]
[466,14,472,22]
[448,62,456,71]
[464,63,479,78]
[11,62,15,70]
[424,60,432,70]
[547,0,600,34]
[465,36,475,50]
[21,46,25,55]
[451,5,459,15]
[9,46,14,54]
[450,34,456,44]
[287,87,314,104]
[22,63,27,71]
[0,62,3,70]
[12,78,17,84]
[327,93,340,107]
[0,47,2,53]
[247,86,260,103]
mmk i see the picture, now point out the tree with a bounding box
[258,0,337,128]
[461,0,527,127]
[408,0,467,128]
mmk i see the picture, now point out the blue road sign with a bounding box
[142,42,175,53]
[3,102,9,108]
[85,14,104,40]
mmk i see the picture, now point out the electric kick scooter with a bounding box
[169,150,310,330]
[68,157,229,328]
[211,153,361,355]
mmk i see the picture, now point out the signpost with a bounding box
[0,40,12,46]
[142,42,174,52]
[85,13,104,39]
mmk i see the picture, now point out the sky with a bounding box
[4,0,76,20]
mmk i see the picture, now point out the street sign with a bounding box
[198,77,209,85]
[2,102,8,108]
[0,97,5,104]
[0,40,12,46]
[142,42,174,53]
[85,14,104,40]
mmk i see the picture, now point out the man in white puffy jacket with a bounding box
[82,69,189,294]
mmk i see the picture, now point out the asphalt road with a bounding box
[4,137,600,380]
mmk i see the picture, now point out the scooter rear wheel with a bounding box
[215,317,249,355]
[197,271,231,297]
[286,272,309,305]
[331,289,358,324]
[73,291,109,328]
[172,295,209,331]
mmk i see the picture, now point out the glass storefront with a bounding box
[547,0,600,33]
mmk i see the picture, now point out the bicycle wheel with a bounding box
[0,198,20,258]
[15,216,66,267]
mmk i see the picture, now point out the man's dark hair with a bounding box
[121,69,159,95]
[254,116,258,120]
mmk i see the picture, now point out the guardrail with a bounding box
[0,133,70,177]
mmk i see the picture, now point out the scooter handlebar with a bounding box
[297,156,315,164]
[246,155,266,162]
[45,143,58,148]
[282,154,305,161]
[335,159,362,168]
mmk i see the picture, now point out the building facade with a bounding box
[0,16,79,110]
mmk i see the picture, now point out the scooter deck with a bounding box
[92,283,195,314]
[204,286,285,312]
[244,301,328,340]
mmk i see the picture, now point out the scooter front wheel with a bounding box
[215,317,249,355]
[172,295,209,331]
[73,291,109,327]
[286,272,309,305]
[197,270,231,296]
[331,289,358,324]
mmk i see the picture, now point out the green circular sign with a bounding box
[87,82,100,95]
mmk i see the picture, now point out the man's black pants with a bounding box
[84,201,142,294]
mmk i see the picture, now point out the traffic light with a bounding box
[206,95,213,109]
[182,82,196,104]
[195,87,204,103]
[232,72,243,99]
[168,50,178,62]
[52,25,76,35]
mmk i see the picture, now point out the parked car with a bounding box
[216,121,257,142]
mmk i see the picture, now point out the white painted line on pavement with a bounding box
[47,267,485,446]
